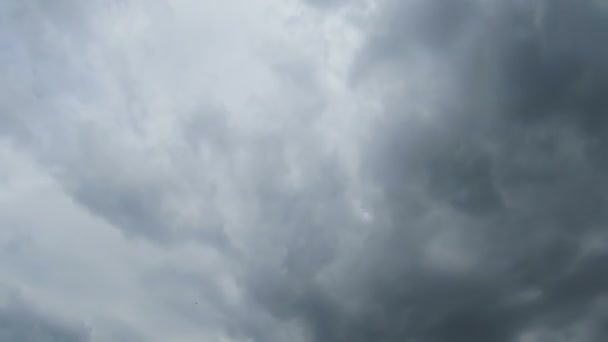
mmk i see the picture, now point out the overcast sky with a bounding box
[2,0,608,341]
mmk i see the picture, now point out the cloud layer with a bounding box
[2,0,608,341]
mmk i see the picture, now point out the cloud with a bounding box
[0,285,89,342]
[1,0,359,340]
[258,0,608,341]
[301,0,345,9]
[2,0,608,341]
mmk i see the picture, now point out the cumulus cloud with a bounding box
[2,0,608,341]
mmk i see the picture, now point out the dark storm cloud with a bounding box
[0,289,89,342]
[266,0,608,341]
[5,0,608,340]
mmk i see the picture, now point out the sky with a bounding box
[1,0,608,341]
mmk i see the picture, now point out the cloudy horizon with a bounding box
[2,0,608,341]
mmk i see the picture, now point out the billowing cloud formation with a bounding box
[2,0,608,341]
[249,0,608,341]
[270,0,608,341]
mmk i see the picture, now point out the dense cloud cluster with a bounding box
[2,0,608,341]
[253,0,608,341]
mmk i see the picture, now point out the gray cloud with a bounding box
[2,0,353,338]
[3,0,608,341]
[301,0,346,9]
[0,287,89,342]
[259,0,608,341]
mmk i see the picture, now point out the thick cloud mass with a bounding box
[258,0,608,341]
[2,0,608,341]
[285,0,608,341]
